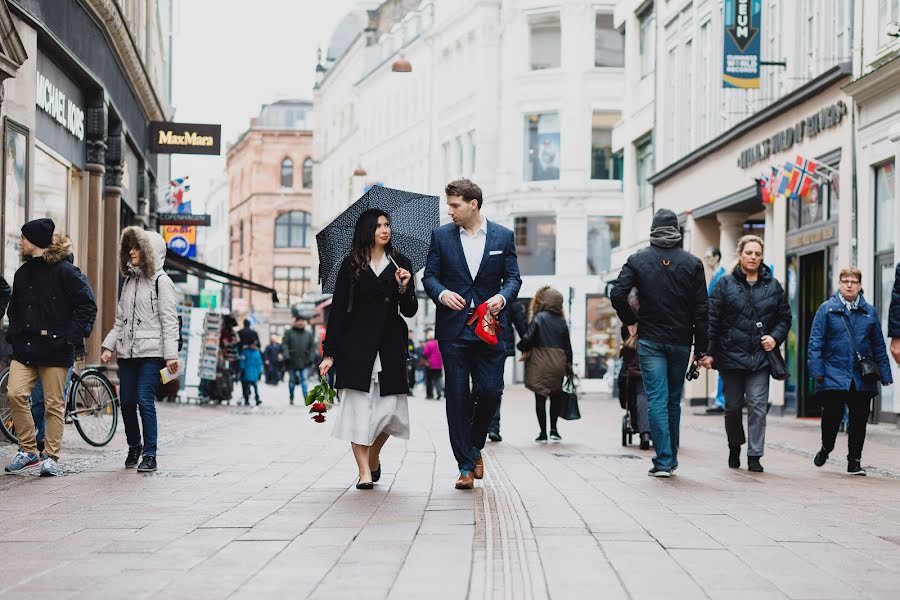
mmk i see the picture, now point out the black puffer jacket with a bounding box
[611,245,709,352]
[518,288,573,396]
[707,264,791,372]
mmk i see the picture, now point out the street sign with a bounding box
[722,0,761,89]
[163,225,197,258]
[158,212,211,226]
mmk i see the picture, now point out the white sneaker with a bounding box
[39,457,60,477]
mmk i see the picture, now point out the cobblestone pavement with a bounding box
[0,380,899,599]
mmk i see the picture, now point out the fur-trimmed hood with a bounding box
[119,226,167,278]
[21,233,72,265]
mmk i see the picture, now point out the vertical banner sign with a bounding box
[723,0,761,88]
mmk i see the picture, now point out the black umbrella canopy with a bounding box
[316,185,440,294]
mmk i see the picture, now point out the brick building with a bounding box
[226,100,315,334]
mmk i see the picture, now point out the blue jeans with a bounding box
[118,359,162,456]
[715,376,725,408]
[637,339,692,470]
[30,367,73,443]
[288,368,308,402]
[439,340,506,472]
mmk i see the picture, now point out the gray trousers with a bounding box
[721,370,769,457]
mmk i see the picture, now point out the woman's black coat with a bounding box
[323,253,418,395]
[707,264,792,373]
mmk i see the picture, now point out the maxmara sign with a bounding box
[149,121,221,155]
[738,101,847,169]
[36,69,85,141]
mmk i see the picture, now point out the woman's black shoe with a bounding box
[728,446,741,469]
[372,463,382,483]
[356,479,374,490]
[639,433,651,450]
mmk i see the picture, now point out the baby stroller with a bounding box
[617,363,638,447]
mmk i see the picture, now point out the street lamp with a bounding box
[392,54,412,73]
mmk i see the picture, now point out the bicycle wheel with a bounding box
[71,370,118,447]
[0,368,15,443]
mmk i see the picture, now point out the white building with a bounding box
[314,0,625,388]
[195,176,229,308]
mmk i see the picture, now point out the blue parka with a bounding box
[239,347,264,383]
[807,292,893,394]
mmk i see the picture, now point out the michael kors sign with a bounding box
[149,121,221,155]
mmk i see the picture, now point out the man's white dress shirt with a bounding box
[439,217,505,309]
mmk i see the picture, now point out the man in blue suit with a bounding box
[423,179,522,489]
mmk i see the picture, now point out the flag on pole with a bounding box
[165,177,192,213]
[792,155,818,199]
[777,162,794,198]
[768,166,779,201]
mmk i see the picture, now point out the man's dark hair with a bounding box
[707,247,721,261]
[445,178,483,209]
[243,319,251,328]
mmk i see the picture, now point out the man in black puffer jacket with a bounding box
[611,209,708,477]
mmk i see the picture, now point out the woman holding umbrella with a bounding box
[319,208,418,489]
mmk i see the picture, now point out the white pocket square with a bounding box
[489,250,503,255]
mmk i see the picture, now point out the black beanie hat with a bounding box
[21,218,55,249]
[651,209,678,230]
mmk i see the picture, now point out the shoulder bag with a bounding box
[838,312,881,383]
[742,283,789,381]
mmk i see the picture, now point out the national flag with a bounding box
[165,176,191,213]
[767,166,779,201]
[758,176,771,204]
[792,155,818,199]
[777,162,794,197]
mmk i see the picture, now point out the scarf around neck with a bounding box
[649,226,682,249]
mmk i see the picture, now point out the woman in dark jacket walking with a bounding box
[319,209,417,489]
[808,266,892,476]
[702,235,791,472]
[518,286,573,442]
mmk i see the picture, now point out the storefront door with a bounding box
[786,250,828,417]
[874,252,895,422]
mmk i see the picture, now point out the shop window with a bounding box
[585,295,614,379]
[275,210,311,248]
[273,266,310,306]
[33,147,68,234]
[280,157,293,188]
[875,160,895,254]
[3,120,28,286]
[524,112,560,181]
[586,216,621,275]
[636,137,654,209]
[801,181,827,227]
[529,13,561,70]
[595,13,624,68]
[880,1,900,48]
[639,6,655,77]
[591,112,621,180]
[302,158,313,188]
[514,215,556,275]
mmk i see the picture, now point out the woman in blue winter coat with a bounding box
[239,342,265,406]
[807,266,892,476]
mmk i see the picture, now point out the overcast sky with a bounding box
[170,0,354,205]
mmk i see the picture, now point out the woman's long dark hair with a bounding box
[348,208,395,279]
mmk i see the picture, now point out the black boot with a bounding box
[639,433,651,450]
[814,447,829,467]
[747,456,764,472]
[728,446,741,469]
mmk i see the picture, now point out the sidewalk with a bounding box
[0,381,898,599]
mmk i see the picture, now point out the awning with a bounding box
[165,250,279,303]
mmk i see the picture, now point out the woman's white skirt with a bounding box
[331,379,410,446]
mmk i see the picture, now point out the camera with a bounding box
[685,353,705,381]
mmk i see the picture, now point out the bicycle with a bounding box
[0,365,119,447]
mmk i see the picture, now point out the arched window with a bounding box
[280,157,293,188]
[302,157,313,188]
[275,210,311,248]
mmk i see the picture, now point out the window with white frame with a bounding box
[514,215,556,275]
[682,39,693,154]
[586,216,621,275]
[455,136,464,176]
[636,137,654,210]
[591,112,621,180]
[804,0,818,80]
[834,0,850,61]
[664,46,676,163]
[273,267,311,306]
[765,0,781,101]
[639,6,655,77]
[274,211,311,249]
[698,21,710,144]
[523,112,560,181]
[880,0,900,29]
[468,130,476,177]
[529,13,561,70]
[595,13,624,67]
[442,141,450,182]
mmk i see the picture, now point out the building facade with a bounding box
[0,0,173,365]
[226,100,315,335]
[314,0,625,387]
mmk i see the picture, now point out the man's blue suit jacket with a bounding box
[423,220,522,342]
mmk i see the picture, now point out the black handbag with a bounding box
[560,375,581,420]
[742,284,789,381]
[838,313,881,383]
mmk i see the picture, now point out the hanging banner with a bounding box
[722,0,761,89]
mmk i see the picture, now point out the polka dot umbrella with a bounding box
[316,185,440,294]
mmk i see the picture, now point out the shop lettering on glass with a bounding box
[737,101,848,169]
[35,70,85,141]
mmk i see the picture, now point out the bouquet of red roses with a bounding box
[305,377,336,422]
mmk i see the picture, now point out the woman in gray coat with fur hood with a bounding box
[101,226,180,473]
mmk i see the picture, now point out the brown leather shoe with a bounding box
[474,456,484,480]
[455,471,474,489]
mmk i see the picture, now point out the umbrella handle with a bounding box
[388,254,401,271]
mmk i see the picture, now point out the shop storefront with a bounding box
[649,64,855,417]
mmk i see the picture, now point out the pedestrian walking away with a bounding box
[421,330,444,400]
[238,319,260,351]
[239,342,264,406]
[423,178,522,490]
[808,266,892,476]
[263,335,284,385]
[518,286,573,443]
[488,299,527,442]
[610,208,708,478]
[5,219,97,476]
[703,247,727,413]
[282,317,315,404]
[702,235,791,473]
[320,209,418,490]
[101,226,180,474]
